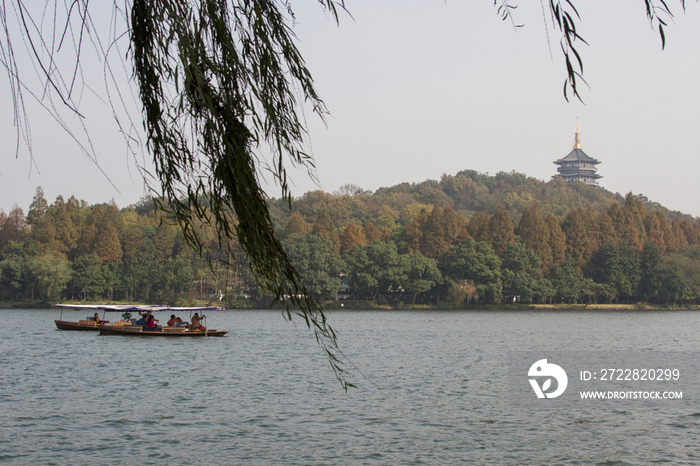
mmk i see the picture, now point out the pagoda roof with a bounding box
[554,148,600,165]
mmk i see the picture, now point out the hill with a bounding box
[1,171,699,307]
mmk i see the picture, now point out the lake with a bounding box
[2,309,700,465]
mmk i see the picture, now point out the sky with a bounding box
[2,0,699,216]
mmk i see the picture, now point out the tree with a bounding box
[587,243,641,303]
[48,196,79,255]
[517,202,552,268]
[0,206,28,249]
[363,222,384,244]
[420,206,449,257]
[487,206,515,258]
[311,211,340,250]
[403,252,441,304]
[28,254,71,302]
[283,234,345,300]
[561,208,595,270]
[501,240,543,304]
[438,238,502,304]
[343,242,407,302]
[284,214,310,237]
[639,242,663,302]
[339,223,366,252]
[71,254,107,300]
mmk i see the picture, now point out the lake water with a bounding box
[2,309,700,465]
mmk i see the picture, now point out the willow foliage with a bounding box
[129,0,352,389]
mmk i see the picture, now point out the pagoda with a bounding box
[553,122,601,186]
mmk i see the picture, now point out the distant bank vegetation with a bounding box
[1,170,699,307]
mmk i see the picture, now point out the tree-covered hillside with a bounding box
[2,171,699,306]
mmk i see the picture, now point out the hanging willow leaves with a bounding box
[129,0,353,390]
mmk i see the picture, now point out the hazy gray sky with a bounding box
[2,1,699,216]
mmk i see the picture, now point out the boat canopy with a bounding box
[55,304,224,312]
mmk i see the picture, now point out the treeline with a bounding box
[0,189,253,304]
[2,170,700,306]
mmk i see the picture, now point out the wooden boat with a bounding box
[98,325,228,337]
[54,319,101,331]
[54,304,227,337]
[54,304,110,331]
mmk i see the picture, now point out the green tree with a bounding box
[283,234,345,300]
[639,242,663,302]
[549,255,586,304]
[0,241,33,299]
[501,240,542,304]
[438,238,502,304]
[343,241,407,302]
[587,243,641,303]
[28,254,71,302]
[71,254,107,300]
[403,252,441,303]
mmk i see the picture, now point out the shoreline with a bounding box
[3,300,699,311]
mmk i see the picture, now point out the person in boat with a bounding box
[190,313,207,332]
[145,314,161,331]
[167,315,183,327]
[93,312,100,323]
[137,310,158,326]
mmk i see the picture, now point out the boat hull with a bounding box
[98,326,228,337]
[55,320,99,331]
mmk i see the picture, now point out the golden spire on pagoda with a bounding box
[573,118,582,149]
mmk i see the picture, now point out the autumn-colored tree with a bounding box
[284,213,310,237]
[66,195,88,234]
[517,202,552,267]
[486,206,515,258]
[561,208,595,270]
[363,222,384,243]
[153,225,176,263]
[624,193,648,246]
[120,224,145,267]
[311,211,340,250]
[545,214,567,266]
[671,217,690,251]
[442,205,467,244]
[94,224,123,264]
[339,223,367,252]
[467,212,490,242]
[677,218,700,246]
[48,195,78,254]
[594,211,618,248]
[0,206,28,249]
[608,202,643,251]
[405,209,427,254]
[328,203,352,228]
[420,205,449,257]
[26,187,48,227]
[643,211,665,254]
